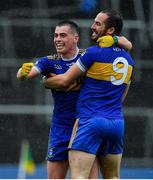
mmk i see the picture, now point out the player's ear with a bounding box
[107,27,115,35]
[74,34,79,42]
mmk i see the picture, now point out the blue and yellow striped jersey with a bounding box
[76,45,134,119]
[35,49,84,127]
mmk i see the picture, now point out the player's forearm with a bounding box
[26,67,40,79]
[117,36,132,51]
[43,74,69,89]
[43,64,83,89]
[17,66,40,80]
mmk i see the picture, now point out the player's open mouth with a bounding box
[91,31,99,40]
[56,44,64,50]
[92,31,98,37]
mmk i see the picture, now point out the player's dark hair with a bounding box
[56,20,80,35]
[101,9,123,35]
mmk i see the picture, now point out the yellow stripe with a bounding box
[86,62,133,84]
[66,83,81,91]
[49,73,56,77]
[68,119,79,149]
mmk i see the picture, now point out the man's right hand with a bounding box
[97,35,117,48]
[21,62,34,77]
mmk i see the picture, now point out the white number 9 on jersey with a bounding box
[110,57,128,85]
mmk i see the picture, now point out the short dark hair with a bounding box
[56,20,80,35]
[101,9,123,35]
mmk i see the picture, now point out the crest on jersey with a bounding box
[79,49,86,56]
[54,64,62,69]
[66,62,75,67]
[47,53,61,60]
[48,147,55,158]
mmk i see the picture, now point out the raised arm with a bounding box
[117,36,132,51]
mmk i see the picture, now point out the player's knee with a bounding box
[102,168,120,179]
[111,176,120,179]
[103,173,120,179]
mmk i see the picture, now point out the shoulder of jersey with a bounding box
[79,48,86,55]
[47,53,61,60]
[46,49,86,59]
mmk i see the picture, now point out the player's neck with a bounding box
[61,47,79,61]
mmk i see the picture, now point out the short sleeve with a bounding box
[76,46,98,72]
[35,57,53,76]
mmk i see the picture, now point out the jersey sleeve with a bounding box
[35,57,53,76]
[76,46,98,72]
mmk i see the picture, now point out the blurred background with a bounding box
[0,0,153,178]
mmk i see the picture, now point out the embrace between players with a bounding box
[17,9,134,179]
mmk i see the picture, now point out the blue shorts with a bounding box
[69,117,124,156]
[46,125,73,161]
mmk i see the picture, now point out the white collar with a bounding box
[61,47,79,61]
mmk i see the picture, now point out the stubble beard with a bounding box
[91,29,108,42]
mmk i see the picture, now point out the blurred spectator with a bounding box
[79,0,97,14]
